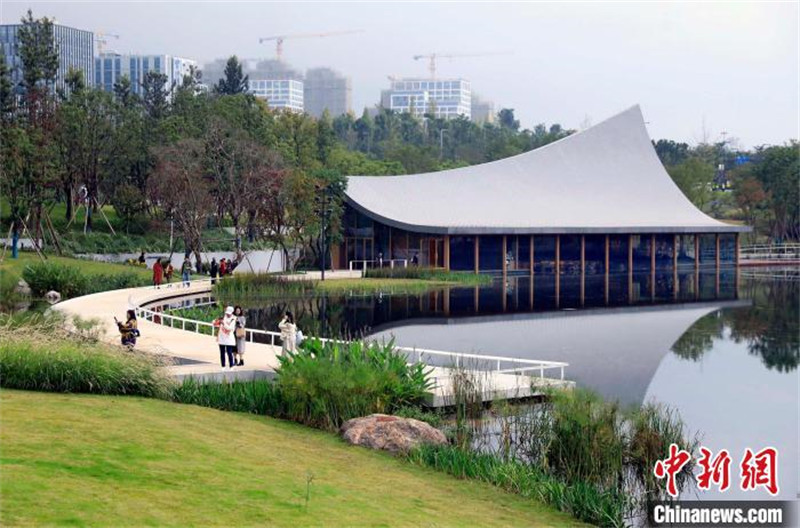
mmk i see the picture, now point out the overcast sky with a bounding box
[2,1,797,148]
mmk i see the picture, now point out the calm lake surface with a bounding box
[238,267,798,502]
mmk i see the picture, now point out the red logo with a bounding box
[654,443,692,498]
[740,447,779,496]
[696,447,732,492]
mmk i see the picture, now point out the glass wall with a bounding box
[478,235,503,272]
[560,235,581,274]
[698,234,717,267]
[654,234,675,268]
[631,235,652,272]
[719,234,736,264]
[677,234,697,269]
[608,235,629,273]
[516,236,531,270]
[533,236,557,273]
[450,236,475,271]
[584,235,605,274]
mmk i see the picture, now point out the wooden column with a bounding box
[694,235,700,300]
[735,233,740,294]
[715,233,721,297]
[555,235,561,308]
[474,235,480,274]
[715,234,721,269]
[604,234,610,305]
[628,234,634,303]
[473,285,479,312]
[444,235,450,271]
[529,235,535,310]
[735,232,740,265]
[443,287,450,316]
[650,234,656,300]
[580,235,586,307]
[515,237,520,271]
[673,234,679,299]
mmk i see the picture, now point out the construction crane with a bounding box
[95,32,120,54]
[412,51,511,79]
[258,30,363,61]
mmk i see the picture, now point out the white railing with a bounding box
[348,259,409,272]
[132,283,568,379]
[739,243,800,260]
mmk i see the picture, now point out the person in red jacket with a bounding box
[219,258,227,277]
[153,258,164,289]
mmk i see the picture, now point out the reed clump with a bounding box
[0,313,175,398]
[364,267,491,285]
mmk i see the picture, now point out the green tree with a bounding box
[214,56,248,95]
[667,158,715,211]
[141,71,171,120]
[751,143,800,241]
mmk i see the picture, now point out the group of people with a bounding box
[151,258,175,288]
[213,306,248,369]
[214,308,301,370]
[208,257,237,284]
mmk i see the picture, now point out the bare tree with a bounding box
[149,139,214,269]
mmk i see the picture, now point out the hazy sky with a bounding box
[2,1,797,148]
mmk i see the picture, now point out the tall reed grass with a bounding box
[21,261,148,299]
[364,267,491,285]
[0,313,175,398]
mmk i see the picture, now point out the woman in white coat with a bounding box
[278,310,297,355]
[214,306,238,369]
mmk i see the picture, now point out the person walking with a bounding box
[278,311,297,356]
[233,305,246,366]
[213,306,237,370]
[209,258,219,285]
[164,260,174,286]
[138,251,146,264]
[115,310,139,348]
[152,258,163,289]
[181,256,192,286]
[219,258,227,277]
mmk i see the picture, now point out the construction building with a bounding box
[304,67,351,118]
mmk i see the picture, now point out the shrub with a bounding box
[275,338,433,430]
[173,377,281,415]
[20,261,147,299]
[0,314,175,398]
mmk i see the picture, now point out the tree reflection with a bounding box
[672,276,799,372]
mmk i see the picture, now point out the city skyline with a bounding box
[0,1,797,147]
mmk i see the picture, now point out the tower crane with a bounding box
[94,32,120,54]
[258,30,363,61]
[412,51,511,78]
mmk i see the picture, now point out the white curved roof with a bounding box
[345,105,746,234]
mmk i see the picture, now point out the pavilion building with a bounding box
[333,105,748,283]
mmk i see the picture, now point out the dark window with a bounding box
[478,235,503,271]
[449,236,475,271]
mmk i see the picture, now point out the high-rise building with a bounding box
[94,53,197,95]
[382,78,471,120]
[248,79,304,112]
[304,67,351,118]
[247,59,303,112]
[471,94,495,124]
[0,22,93,94]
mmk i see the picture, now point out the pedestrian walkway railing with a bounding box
[348,259,408,272]
[131,281,568,379]
[739,243,800,260]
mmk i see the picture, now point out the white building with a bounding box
[382,78,471,120]
[248,79,304,112]
[95,53,197,95]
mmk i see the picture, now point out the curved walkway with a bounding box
[53,274,573,404]
[54,281,280,381]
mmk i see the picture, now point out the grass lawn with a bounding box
[0,252,153,283]
[316,277,471,294]
[0,390,583,528]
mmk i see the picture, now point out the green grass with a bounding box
[1,252,152,284]
[0,389,584,527]
[0,315,175,399]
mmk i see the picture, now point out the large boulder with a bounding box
[14,279,31,297]
[340,414,447,453]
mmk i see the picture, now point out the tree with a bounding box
[730,165,768,239]
[55,75,114,229]
[498,108,520,131]
[667,158,715,211]
[750,143,800,241]
[653,139,690,167]
[214,56,248,95]
[149,139,215,267]
[141,71,171,120]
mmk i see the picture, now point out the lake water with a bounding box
[237,267,798,502]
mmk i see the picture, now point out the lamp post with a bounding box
[316,183,332,281]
